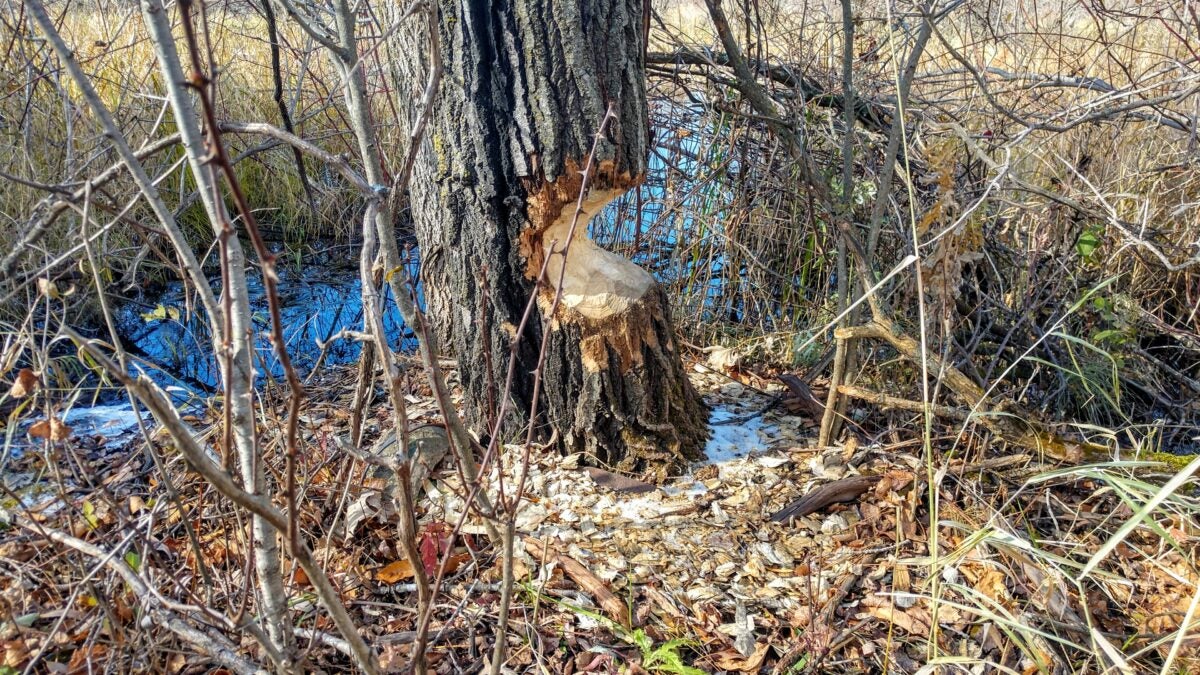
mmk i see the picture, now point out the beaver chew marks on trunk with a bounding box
[524,165,708,481]
[543,187,653,323]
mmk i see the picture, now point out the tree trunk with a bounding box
[399,0,707,479]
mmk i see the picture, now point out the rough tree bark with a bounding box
[399,0,707,479]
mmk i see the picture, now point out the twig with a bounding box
[259,0,319,218]
[489,104,620,675]
[837,384,969,421]
[62,328,381,675]
[1,513,266,675]
[141,0,295,652]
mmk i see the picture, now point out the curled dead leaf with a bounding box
[66,644,107,674]
[29,416,71,441]
[875,469,915,497]
[376,559,415,583]
[9,368,38,398]
[378,641,409,673]
[37,278,59,299]
[440,552,472,577]
[710,642,769,672]
[862,603,931,636]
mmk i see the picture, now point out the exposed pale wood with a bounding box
[541,187,653,319]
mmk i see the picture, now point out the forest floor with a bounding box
[1,356,1198,674]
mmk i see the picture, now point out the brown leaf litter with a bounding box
[2,362,1197,673]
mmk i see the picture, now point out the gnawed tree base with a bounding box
[401,0,707,479]
[530,185,708,480]
[542,283,709,480]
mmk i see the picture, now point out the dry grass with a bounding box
[0,2,414,298]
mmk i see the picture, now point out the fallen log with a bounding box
[835,319,1110,463]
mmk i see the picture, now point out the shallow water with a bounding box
[705,405,770,462]
[1,470,68,514]
[115,256,414,390]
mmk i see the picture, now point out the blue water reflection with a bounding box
[116,251,418,389]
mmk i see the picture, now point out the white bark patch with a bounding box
[543,188,653,319]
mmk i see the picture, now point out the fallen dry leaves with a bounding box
[2,363,1196,674]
